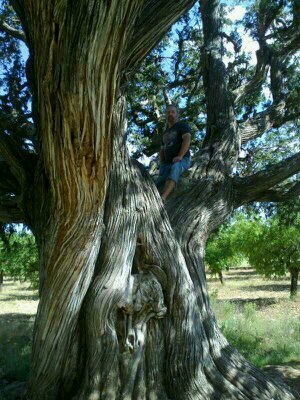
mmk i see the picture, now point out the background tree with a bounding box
[239,200,300,297]
[0,229,38,286]
[0,1,300,399]
[205,221,244,284]
[212,209,300,297]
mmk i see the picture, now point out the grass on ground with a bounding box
[208,266,300,368]
[211,294,300,367]
[0,280,37,383]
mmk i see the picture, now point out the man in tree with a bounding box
[156,104,192,201]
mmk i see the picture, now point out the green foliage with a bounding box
[206,205,300,295]
[205,223,245,277]
[0,232,38,287]
[234,204,300,285]
[246,219,300,278]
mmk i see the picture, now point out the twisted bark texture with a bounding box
[4,0,299,399]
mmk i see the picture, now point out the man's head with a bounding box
[166,104,179,126]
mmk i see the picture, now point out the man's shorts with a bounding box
[156,157,192,188]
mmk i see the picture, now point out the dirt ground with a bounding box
[207,266,300,319]
[0,279,38,325]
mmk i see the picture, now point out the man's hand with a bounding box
[172,156,183,163]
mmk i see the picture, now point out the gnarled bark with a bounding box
[5,1,298,399]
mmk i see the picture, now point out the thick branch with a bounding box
[239,101,300,144]
[253,180,300,202]
[0,20,26,43]
[233,152,300,206]
[126,0,196,70]
[0,134,27,187]
[0,161,20,194]
[277,29,300,57]
[233,47,270,106]
[174,32,184,80]
[234,27,300,107]
[199,0,239,178]
[0,195,24,224]
[220,32,241,53]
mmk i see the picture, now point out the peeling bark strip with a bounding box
[6,1,298,399]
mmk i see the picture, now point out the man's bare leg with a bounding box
[161,179,176,201]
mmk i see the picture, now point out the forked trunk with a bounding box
[29,116,298,399]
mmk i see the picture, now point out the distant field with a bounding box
[207,266,300,319]
[207,267,300,372]
[0,279,38,317]
[0,268,299,397]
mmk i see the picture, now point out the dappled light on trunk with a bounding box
[0,0,299,399]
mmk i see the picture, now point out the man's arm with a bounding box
[173,132,191,162]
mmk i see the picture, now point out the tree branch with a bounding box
[0,133,27,187]
[233,151,300,206]
[167,76,198,89]
[220,32,241,53]
[174,32,185,80]
[239,101,300,144]
[0,20,27,43]
[0,195,24,224]
[277,29,300,57]
[234,23,300,107]
[0,161,20,194]
[253,180,300,202]
[126,0,197,70]
[233,47,270,106]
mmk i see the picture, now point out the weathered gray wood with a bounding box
[4,1,298,399]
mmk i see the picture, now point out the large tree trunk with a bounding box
[14,1,298,399]
[28,119,298,399]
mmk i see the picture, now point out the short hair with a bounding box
[166,104,179,114]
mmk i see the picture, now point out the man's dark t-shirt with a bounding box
[161,121,191,163]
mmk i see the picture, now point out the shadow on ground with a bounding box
[263,364,300,398]
[0,313,34,384]
[2,293,39,302]
[0,313,35,325]
[225,270,258,276]
[245,284,290,292]
[217,297,279,310]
